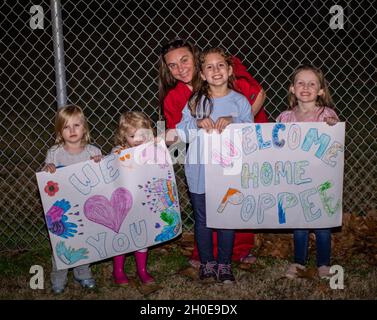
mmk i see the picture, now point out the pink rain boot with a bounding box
[134,251,155,284]
[113,255,129,285]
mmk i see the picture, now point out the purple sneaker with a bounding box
[199,261,218,282]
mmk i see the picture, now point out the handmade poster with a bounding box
[204,122,345,229]
[36,141,181,270]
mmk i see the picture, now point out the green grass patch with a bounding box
[0,245,51,276]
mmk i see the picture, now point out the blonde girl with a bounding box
[43,104,102,293]
[112,111,155,285]
[277,64,339,279]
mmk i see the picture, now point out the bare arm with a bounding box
[252,88,266,116]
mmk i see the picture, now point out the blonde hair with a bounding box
[288,64,334,109]
[54,104,90,146]
[114,111,154,147]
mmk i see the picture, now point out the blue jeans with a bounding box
[293,229,331,267]
[190,192,235,264]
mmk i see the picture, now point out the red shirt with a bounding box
[163,81,192,129]
[163,56,269,128]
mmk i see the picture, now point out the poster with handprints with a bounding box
[204,122,345,229]
[36,141,181,270]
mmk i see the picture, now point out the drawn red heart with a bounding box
[83,187,133,233]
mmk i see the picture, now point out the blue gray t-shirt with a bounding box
[176,90,253,194]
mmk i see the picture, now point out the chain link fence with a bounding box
[1,0,376,251]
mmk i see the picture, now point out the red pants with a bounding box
[190,231,254,262]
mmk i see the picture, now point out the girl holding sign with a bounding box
[176,47,254,283]
[43,105,102,294]
[159,38,266,268]
[277,64,339,279]
[111,111,156,285]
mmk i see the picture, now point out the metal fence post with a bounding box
[50,0,67,107]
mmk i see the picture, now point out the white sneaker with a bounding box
[285,263,306,279]
[318,266,332,279]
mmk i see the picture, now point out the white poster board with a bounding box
[36,141,181,270]
[205,122,345,229]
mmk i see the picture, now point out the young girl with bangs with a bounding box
[111,111,156,285]
[277,64,339,279]
[43,104,102,294]
[159,38,266,267]
[177,48,254,283]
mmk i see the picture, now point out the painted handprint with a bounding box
[46,199,78,239]
[56,241,89,265]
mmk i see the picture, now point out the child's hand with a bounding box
[197,118,215,133]
[165,129,179,146]
[43,163,56,173]
[325,117,339,126]
[215,116,233,133]
[90,155,103,163]
[154,136,164,144]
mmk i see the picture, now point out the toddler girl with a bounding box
[112,111,155,285]
[43,104,102,293]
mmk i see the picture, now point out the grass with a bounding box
[1,234,376,300]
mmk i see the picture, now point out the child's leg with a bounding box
[73,264,96,289]
[285,230,309,279]
[216,229,235,265]
[50,257,68,293]
[113,254,129,285]
[190,192,214,263]
[73,264,93,280]
[217,229,236,283]
[293,229,309,265]
[134,249,154,284]
[314,228,331,267]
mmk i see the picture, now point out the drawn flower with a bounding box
[44,181,59,196]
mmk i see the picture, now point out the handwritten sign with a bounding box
[204,122,345,229]
[36,141,181,270]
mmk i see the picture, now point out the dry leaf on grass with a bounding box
[180,241,194,248]
[254,233,292,259]
[296,267,317,280]
[121,277,138,288]
[332,212,377,265]
[156,248,169,255]
[181,249,193,257]
[178,266,199,280]
[181,232,195,242]
[238,263,252,271]
[137,283,163,295]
